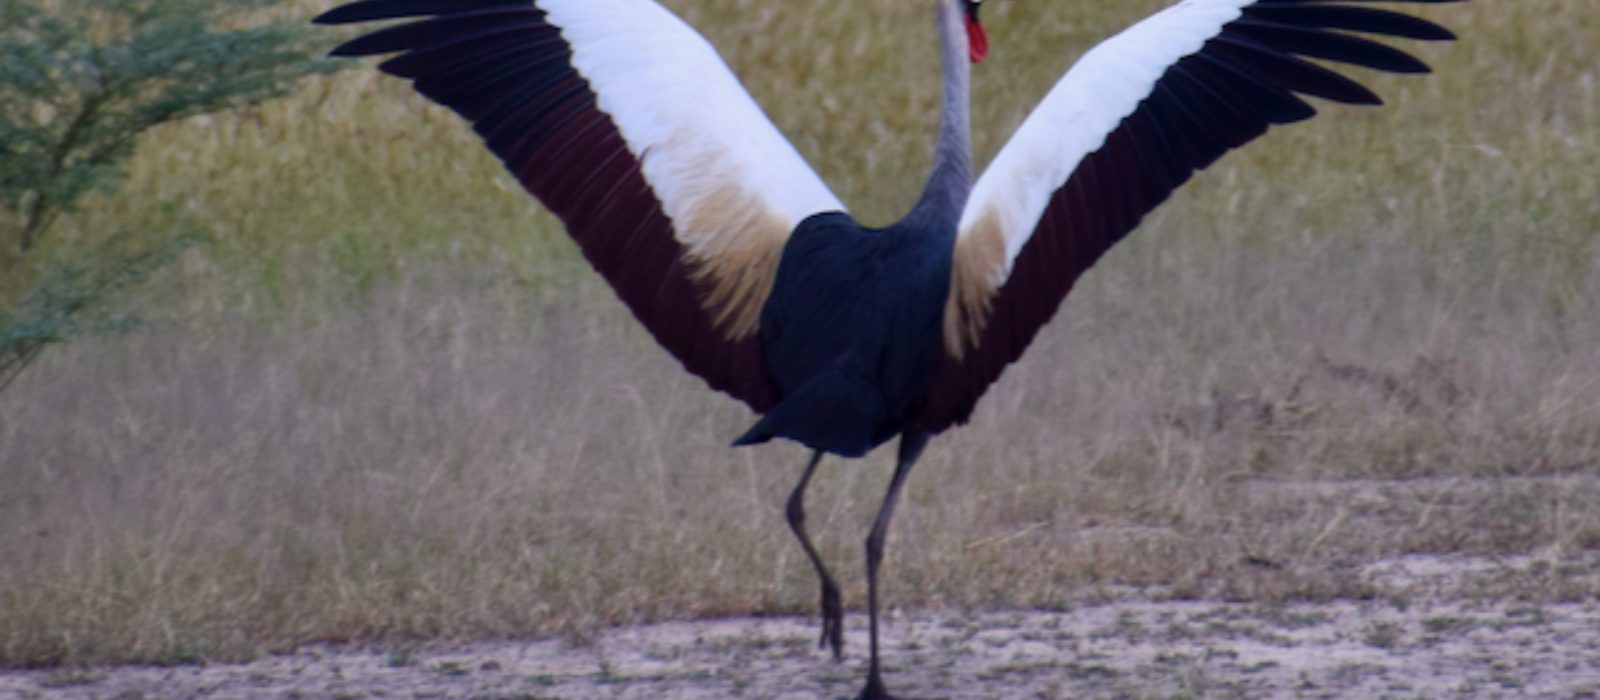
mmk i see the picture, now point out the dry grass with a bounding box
[2,0,1598,668]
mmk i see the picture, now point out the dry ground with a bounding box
[7,552,1600,699]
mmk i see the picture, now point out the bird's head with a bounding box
[963,0,989,63]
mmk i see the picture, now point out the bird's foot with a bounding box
[856,673,897,700]
[819,578,844,660]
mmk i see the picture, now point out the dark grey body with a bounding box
[735,212,955,457]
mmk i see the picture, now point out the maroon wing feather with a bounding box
[918,0,1458,432]
[317,1,778,412]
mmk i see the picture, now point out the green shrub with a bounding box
[0,0,337,391]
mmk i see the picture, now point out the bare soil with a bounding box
[7,555,1600,699]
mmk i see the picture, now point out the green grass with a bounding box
[2,0,1598,668]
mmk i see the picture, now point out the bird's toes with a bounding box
[856,676,898,700]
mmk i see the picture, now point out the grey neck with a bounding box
[902,0,973,233]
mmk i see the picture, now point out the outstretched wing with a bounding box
[315,0,846,413]
[920,0,1458,431]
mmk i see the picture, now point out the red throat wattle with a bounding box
[965,16,988,63]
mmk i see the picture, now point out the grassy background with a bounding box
[3,0,1598,667]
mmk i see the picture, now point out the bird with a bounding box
[313,0,1459,696]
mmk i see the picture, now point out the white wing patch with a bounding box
[543,0,844,338]
[945,0,1251,353]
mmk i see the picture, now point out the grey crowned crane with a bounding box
[314,0,1459,696]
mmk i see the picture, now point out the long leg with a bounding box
[858,430,930,700]
[786,449,844,659]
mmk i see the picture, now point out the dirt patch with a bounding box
[7,554,1600,699]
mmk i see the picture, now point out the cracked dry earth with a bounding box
[8,556,1600,699]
